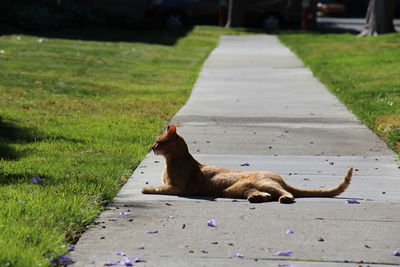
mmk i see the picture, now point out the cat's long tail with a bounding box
[285,167,353,198]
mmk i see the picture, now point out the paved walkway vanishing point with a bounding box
[71,35,400,267]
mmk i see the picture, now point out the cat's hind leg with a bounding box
[223,182,272,203]
[247,190,272,203]
[275,189,295,204]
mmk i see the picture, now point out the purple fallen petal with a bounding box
[346,199,360,204]
[329,162,334,165]
[31,177,43,184]
[278,264,296,267]
[207,219,217,227]
[393,250,400,256]
[168,216,174,219]
[231,199,239,202]
[318,237,325,242]
[233,253,244,258]
[120,257,133,266]
[119,211,130,216]
[240,162,250,166]
[178,245,188,248]
[138,245,145,249]
[201,250,208,254]
[286,229,294,235]
[116,252,126,256]
[104,262,118,266]
[57,255,74,265]
[109,218,117,221]
[67,245,75,252]
[146,230,158,234]
[275,250,293,256]
[133,256,140,263]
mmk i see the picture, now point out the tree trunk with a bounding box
[225,0,233,28]
[359,0,396,36]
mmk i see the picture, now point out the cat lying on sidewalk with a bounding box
[141,125,352,203]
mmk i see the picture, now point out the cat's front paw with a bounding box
[141,187,155,194]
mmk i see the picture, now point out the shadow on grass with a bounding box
[0,23,195,46]
[0,117,38,161]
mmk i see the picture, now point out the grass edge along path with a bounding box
[0,26,259,267]
[279,32,400,155]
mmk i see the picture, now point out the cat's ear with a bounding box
[167,125,177,136]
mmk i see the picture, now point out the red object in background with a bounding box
[22,106,30,110]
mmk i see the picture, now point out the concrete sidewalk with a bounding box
[71,35,400,266]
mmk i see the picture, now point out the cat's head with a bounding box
[152,125,189,157]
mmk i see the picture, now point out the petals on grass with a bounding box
[146,230,158,234]
[232,253,244,258]
[393,250,400,256]
[57,255,74,265]
[346,199,360,204]
[275,250,292,256]
[240,162,250,166]
[207,219,217,227]
[31,177,43,184]
[119,211,130,216]
[285,229,294,234]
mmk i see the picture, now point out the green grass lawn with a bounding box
[0,26,257,266]
[279,32,400,154]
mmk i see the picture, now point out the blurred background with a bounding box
[0,0,399,34]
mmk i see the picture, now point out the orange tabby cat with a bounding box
[141,125,353,203]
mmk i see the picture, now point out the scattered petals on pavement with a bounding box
[119,211,130,216]
[57,255,74,265]
[31,177,43,184]
[275,250,292,256]
[109,218,117,221]
[116,252,126,256]
[146,230,158,234]
[133,257,140,263]
[393,250,400,256]
[232,253,244,258]
[240,162,250,166]
[178,245,188,248]
[168,216,174,219]
[285,229,294,234]
[138,245,145,249]
[119,257,133,266]
[207,219,217,227]
[346,199,360,204]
